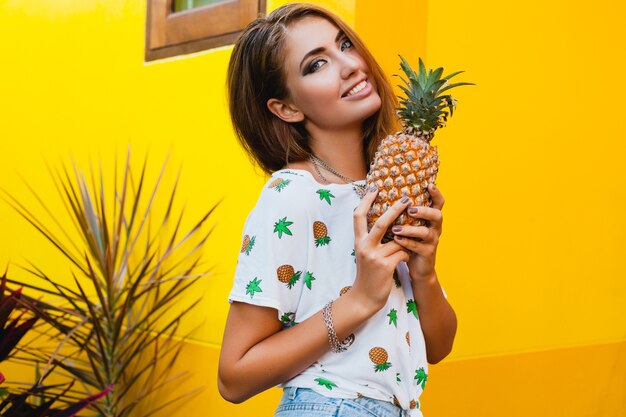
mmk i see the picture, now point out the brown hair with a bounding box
[226,3,400,176]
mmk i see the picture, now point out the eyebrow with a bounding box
[299,29,346,72]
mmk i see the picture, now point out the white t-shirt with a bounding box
[228,168,447,416]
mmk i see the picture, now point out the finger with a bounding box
[367,195,411,243]
[406,205,443,230]
[392,225,434,243]
[394,235,436,257]
[354,186,379,242]
[379,240,411,257]
[357,240,406,259]
[428,183,445,211]
[388,247,411,266]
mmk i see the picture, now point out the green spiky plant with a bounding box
[1,147,219,417]
[0,273,112,416]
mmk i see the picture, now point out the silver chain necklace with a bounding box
[309,155,367,199]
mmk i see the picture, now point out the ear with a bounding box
[266,98,305,123]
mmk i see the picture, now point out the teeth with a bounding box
[346,80,367,97]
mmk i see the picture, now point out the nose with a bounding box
[339,53,360,79]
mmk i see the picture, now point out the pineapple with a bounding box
[313,221,331,246]
[406,331,411,346]
[393,395,401,408]
[269,177,291,192]
[339,285,352,296]
[276,264,301,289]
[410,399,417,409]
[369,347,392,372]
[366,56,474,242]
[240,234,255,255]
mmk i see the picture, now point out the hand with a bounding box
[351,186,412,312]
[392,183,444,282]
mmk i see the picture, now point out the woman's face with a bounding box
[269,16,381,131]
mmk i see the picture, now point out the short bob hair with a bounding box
[227,3,399,176]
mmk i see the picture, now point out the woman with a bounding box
[218,3,457,416]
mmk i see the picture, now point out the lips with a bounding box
[342,78,368,98]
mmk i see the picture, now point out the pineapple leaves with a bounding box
[438,81,476,95]
[418,57,427,86]
[394,55,474,134]
[398,55,419,84]
[442,70,466,81]
[429,67,444,85]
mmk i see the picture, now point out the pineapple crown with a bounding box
[394,55,475,141]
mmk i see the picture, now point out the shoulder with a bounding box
[265,169,307,190]
[252,170,318,220]
[261,170,316,201]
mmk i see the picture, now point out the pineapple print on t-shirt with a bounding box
[227,169,447,417]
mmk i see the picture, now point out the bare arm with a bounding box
[217,290,375,403]
[392,184,457,364]
[411,272,457,364]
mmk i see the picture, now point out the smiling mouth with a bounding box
[342,79,368,98]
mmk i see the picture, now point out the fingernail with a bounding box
[430,183,436,190]
[369,185,378,193]
[408,207,418,215]
[392,226,403,233]
[400,196,409,204]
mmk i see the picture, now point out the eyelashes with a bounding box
[304,38,354,75]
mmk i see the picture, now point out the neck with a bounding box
[308,125,367,181]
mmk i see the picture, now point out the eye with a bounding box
[304,38,354,75]
[307,58,326,74]
[340,37,353,51]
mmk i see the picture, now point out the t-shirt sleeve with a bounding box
[228,177,311,324]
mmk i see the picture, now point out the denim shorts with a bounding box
[274,387,409,417]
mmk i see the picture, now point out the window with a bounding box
[145,0,266,61]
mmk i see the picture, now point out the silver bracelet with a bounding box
[322,301,347,353]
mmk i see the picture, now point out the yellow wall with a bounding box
[1,0,624,416]
[418,0,626,413]
[426,0,626,358]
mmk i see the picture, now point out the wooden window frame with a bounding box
[145,0,266,62]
